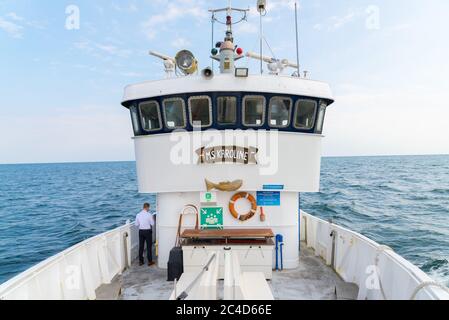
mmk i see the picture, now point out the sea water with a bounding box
[0,155,448,286]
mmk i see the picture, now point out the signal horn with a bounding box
[201,67,214,80]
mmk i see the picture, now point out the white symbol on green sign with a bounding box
[200,207,224,230]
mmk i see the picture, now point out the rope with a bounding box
[303,215,308,245]
[262,36,276,60]
[374,245,449,300]
[374,245,394,300]
[410,281,449,300]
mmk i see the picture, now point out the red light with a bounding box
[236,48,243,55]
[226,15,232,25]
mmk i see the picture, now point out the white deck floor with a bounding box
[101,242,358,300]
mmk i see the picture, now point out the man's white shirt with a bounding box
[135,210,156,230]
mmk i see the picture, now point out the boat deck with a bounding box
[97,242,358,300]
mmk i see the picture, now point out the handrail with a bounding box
[2,223,127,284]
[176,253,217,300]
[410,281,449,300]
[0,221,138,300]
[301,211,449,300]
[175,205,199,247]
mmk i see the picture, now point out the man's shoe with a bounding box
[148,262,155,267]
[139,262,144,266]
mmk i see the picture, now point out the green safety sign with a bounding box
[200,192,217,204]
[200,207,224,230]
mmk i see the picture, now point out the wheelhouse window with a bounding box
[269,97,292,128]
[139,101,162,132]
[163,98,186,129]
[294,99,317,130]
[243,95,266,127]
[189,96,212,128]
[316,101,328,134]
[129,105,140,135]
[217,97,237,125]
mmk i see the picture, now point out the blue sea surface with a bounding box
[0,155,448,286]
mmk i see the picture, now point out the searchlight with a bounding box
[175,50,198,75]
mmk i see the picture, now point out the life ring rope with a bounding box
[229,192,258,222]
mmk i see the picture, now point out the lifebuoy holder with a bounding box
[229,192,258,222]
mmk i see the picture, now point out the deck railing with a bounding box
[301,211,449,300]
[0,221,139,300]
[2,213,448,300]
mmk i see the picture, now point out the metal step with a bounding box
[335,282,359,300]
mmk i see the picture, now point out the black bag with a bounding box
[167,246,184,281]
[168,205,198,281]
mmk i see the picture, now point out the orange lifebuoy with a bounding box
[229,192,258,222]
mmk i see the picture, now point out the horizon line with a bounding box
[0,153,448,166]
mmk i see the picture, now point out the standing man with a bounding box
[136,203,156,266]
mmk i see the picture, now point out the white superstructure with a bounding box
[122,74,333,104]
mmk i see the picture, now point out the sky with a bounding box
[0,0,448,164]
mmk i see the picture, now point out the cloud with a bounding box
[0,106,134,164]
[74,40,133,58]
[121,71,145,78]
[6,12,24,22]
[266,0,297,11]
[313,23,323,31]
[0,12,47,38]
[235,23,259,35]
[171,37,191,48]
[96,44,132,57]
[323,87,449,157]
[314,9,363,32]
[0,16,23,38]
[330,11,358,30]
[111,3,138,13]
[389,23,412,32]
[141,1,208,39]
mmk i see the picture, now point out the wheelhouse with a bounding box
[124,91,332,137]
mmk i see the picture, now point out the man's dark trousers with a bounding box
[139,229,153,264]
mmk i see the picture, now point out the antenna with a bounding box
[257,0,267,75]
[294,2,301,77]
[211,14,215,71]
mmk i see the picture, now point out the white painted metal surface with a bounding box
[122,74,334,105]
[0,222,139,300]
[157,192,299,271]
[183,245,274,280]
[224,250,274,300]
[300,211,449,300]
[169,252,220,300]
[134,131,323,193]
